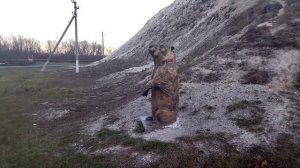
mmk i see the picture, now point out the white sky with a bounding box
[0,0,174,49]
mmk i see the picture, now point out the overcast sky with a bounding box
[0,0,174,49]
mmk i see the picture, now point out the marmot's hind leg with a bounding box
[155,108,177,125]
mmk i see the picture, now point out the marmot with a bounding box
[143,44,179,125]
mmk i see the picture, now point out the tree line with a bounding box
[0,35,111,63]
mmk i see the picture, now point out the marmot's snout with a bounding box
[148,45,156,55]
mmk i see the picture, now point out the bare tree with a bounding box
[45,40,56,54]
[79,40,89,56]
[0,35,3,51]
[95,44,103,56]
[24,38,41,58]
[60,39,75,54]
[0,35,106,63]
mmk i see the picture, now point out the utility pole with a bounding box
[73,0,80,73]
[41,16,75,72]
[102,32,105,56]
[41,0,80,73]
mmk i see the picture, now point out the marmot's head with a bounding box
[148,45,175,66]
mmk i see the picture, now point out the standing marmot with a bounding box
[143,44,179,125]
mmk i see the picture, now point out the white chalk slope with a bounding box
[87,0,300,150]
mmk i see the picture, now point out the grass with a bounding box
[226,100,265,132]
[52,154,112,168]
[58,132,80,146]
[133,121,145,133]
[154,134,300,168]
[240,70,272,85]
[0,68,109,168]
[226,100,262,112]
[104,115,120,126]
[178,131,227,145]
[97,128,179,154]
[271,133,300,167]
[0,69,55,167]
[234,116,264,130]
[152,147,254,168]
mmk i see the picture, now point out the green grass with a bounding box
[226,100,265,132]
[133,121,145,133]
[155,135,300,168]
[97,128,179,154]
[226,100,262,112]
[177,131,227,145]
[0,69,54,167]
[104,115,120,126]
[234,116,263,129]
[0,68,108,168]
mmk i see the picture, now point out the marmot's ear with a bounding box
[171,46,175,51]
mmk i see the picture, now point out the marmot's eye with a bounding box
[171,46,175,51]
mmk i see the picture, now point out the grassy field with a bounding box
[0,68,113,168]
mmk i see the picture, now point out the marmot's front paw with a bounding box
[145,80,153,88]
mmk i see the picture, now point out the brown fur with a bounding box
[143,45,179,125]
